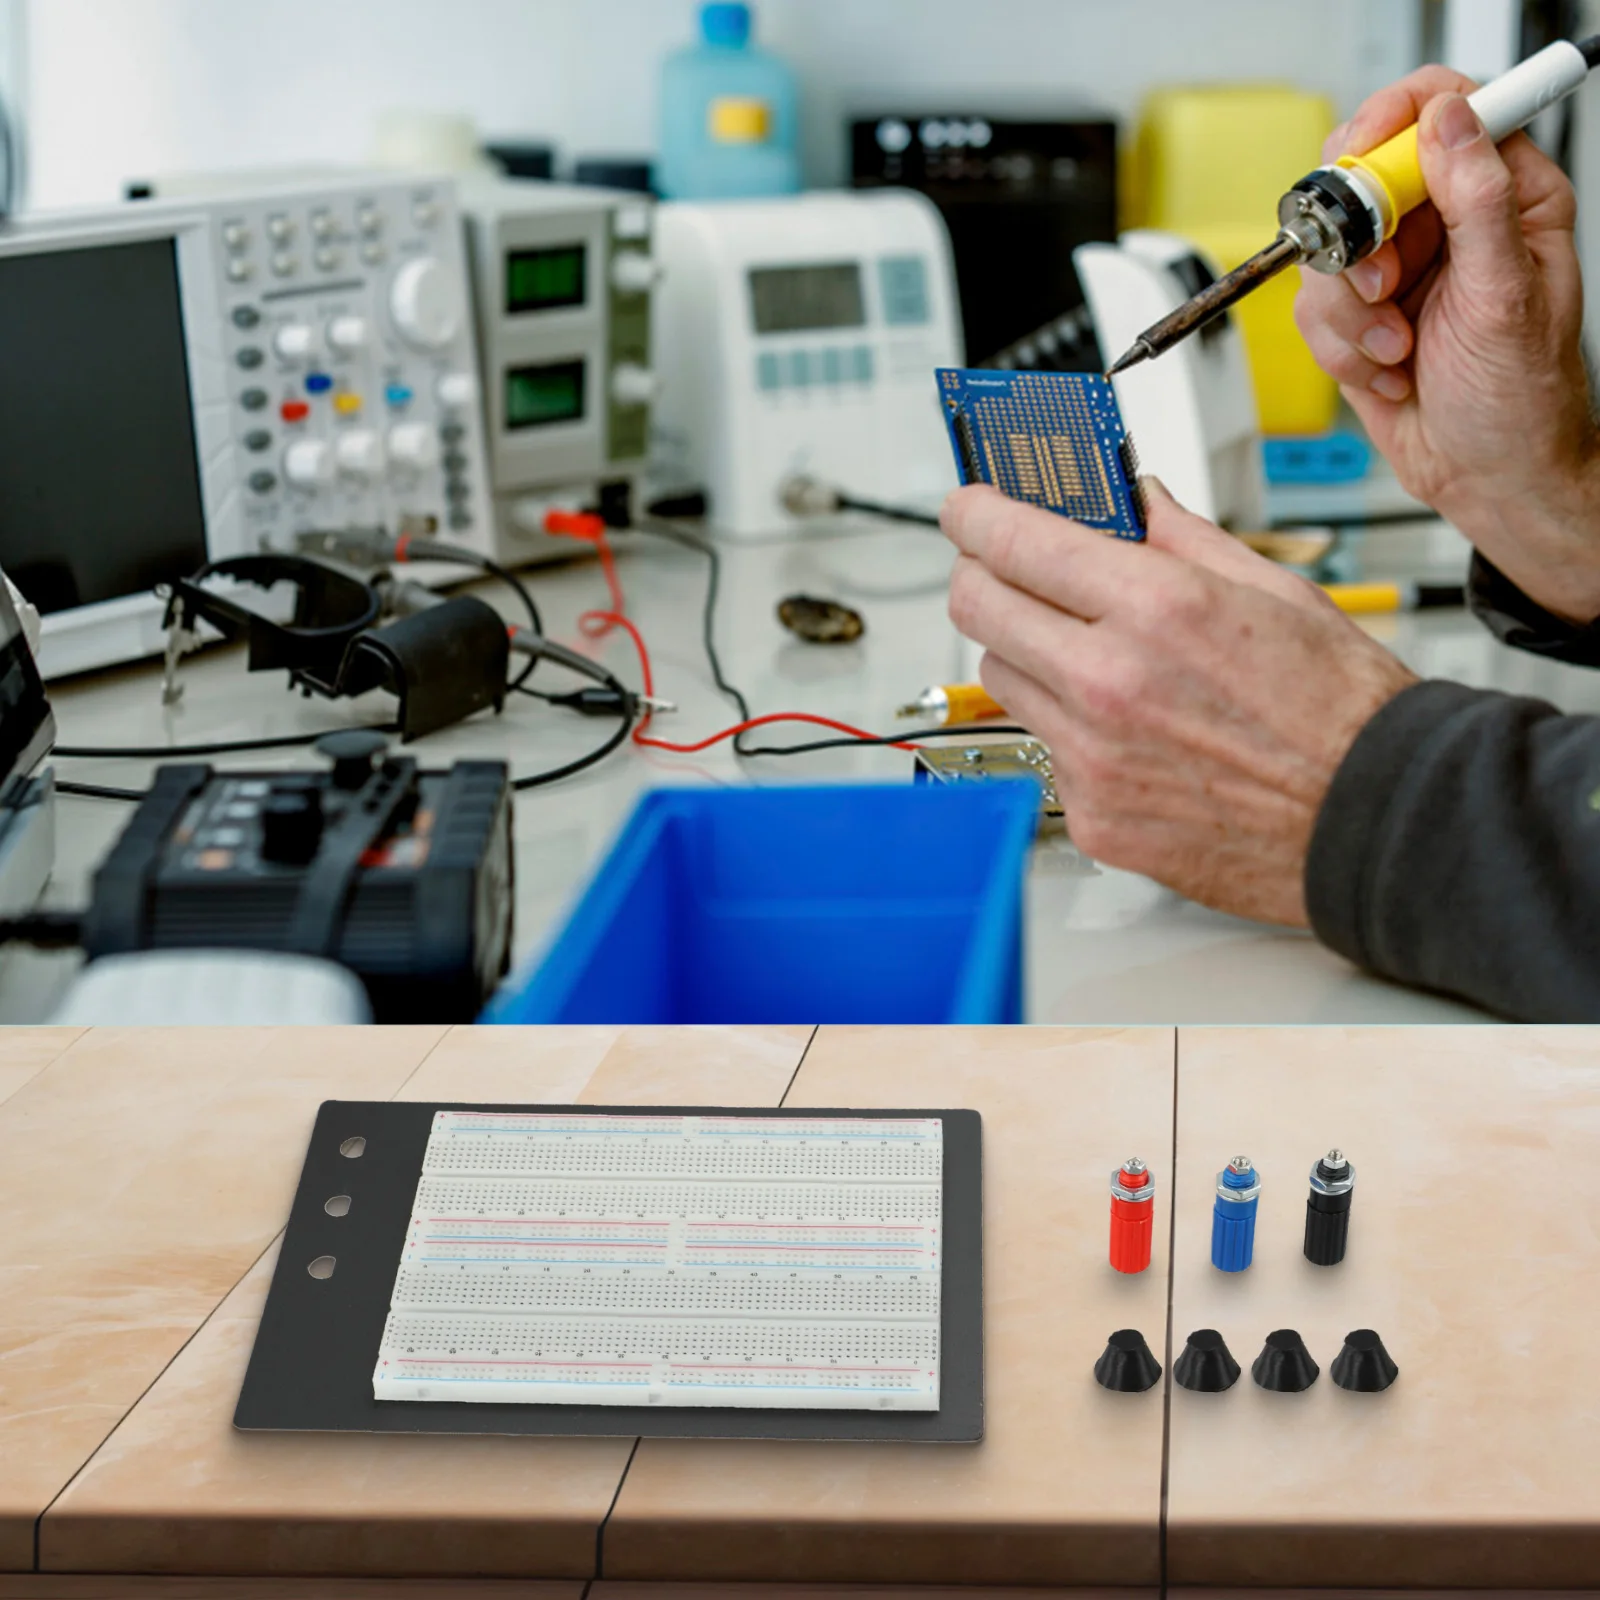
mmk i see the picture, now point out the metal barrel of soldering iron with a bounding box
[1108,37,1600,375]
[1210,1156,1261,1272]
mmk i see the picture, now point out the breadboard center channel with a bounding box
[374,1112,944,1411]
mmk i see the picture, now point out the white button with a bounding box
[227,259,253,283]
[310,210,335,240]
[412,198,438,228]
[610,362,659,406]
[271,253,297,278]
[335,429,386,481]
[614,204,650,241]
[357,206,382,237]
[282,438,335,489]
[436,371,477,410]
[326,315,369,356]
[223,222,251,252]
[273,322,316,363]
[610,251,660,294]
[387,421,440,473]
[361,242,387,266]
[389,257,460,350]
[267,214,295,244]
[315,246,342,272]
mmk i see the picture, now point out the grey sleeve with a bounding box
[1304,679,1600,1020]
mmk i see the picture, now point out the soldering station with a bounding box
[0,1,1597,1026]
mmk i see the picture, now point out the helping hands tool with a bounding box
[1106,37,1600,376]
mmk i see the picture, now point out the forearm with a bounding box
[1306,680,1600,1019]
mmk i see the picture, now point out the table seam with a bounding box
[1160,1025,1178,1600]
[776,1024,820,1107]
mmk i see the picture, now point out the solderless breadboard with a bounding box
[937,367,1148,539]
[372,1111,944,1410]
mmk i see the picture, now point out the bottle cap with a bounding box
[1251,1328,1319,1392]
[1093,1328,1162,1392]
[1331,1328,1399,1392]
[702,2,752,46]
[1173,1327,1241,1392]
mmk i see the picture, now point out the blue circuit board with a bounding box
[936,368,1148,540]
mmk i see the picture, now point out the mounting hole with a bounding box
[339,1136,366,1159]
[324,1194,352,1217]
[307,1255,337,1280]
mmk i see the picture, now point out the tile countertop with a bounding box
[1166,1025,1600,1588]
[10,1023,1600,1591]
[602,1026,1175,1589]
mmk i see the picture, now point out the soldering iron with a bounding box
[1106,36,1600,376]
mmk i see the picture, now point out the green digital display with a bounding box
[505,244,587,313]
[505,360,585,430]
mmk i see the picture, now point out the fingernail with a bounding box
[1140,473,1169,501]
[1371,369,1410,402]
[1327,121,1351,156]
[1346,261,1383,301]
[1434,94,1483,150]
[1360,324,1406,363]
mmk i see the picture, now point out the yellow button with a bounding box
[334,392,363,416]
[708,96,772,144]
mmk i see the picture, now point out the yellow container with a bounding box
[1126,85,1339,436]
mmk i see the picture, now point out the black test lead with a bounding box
[1304,1148,1356,1266]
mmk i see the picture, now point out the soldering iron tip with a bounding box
[1105,343,1150,379]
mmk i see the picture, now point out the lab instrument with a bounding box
[0,175,493,678]
[1251,1329,1320,1392]
[457,179,659,562]
[1304,1148,1356,1266]
[1109,1157,1156,1275]
[1106,37,1600,377]
[937,369,1147,538]
[80,734,512,1023]
[0,567,56,928]
[1211,1155,1261,1272]
[851,110,1117,363]
[652,191,963,535]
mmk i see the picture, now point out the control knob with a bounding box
[437,371,477,411]
[611,362,659,406]
[282,438,335,490]
[389,257,460,350]
[335,429,385,481]
[387,421,440,473]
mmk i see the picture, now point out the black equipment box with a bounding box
[81,735,513,1022]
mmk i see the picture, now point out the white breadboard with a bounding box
[373,1111,944,1410]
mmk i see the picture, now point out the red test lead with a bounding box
[1109,1157,1156,1274]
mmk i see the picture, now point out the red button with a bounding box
[280,400,310,423]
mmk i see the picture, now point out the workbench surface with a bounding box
[2,1024,1596,1594]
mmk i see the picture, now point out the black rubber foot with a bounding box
[1174,1327,1241,1391]
[1331,1327,1398,1391]
[1251,1328,1319,1391]
[1093,1328,1163,1392]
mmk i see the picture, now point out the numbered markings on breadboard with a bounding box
[374,1112,945,1411]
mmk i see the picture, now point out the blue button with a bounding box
[821,347,843,384]
[385,382,414,408]
[852,345,874,383]
[305,372,333,394]
[787,349,811,387]
[756,352,781,391]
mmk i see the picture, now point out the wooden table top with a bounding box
[4,1024,1598,1592]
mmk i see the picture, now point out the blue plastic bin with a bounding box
[488,783,1037,1024]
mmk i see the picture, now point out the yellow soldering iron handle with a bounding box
[1333,39,1592,243]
